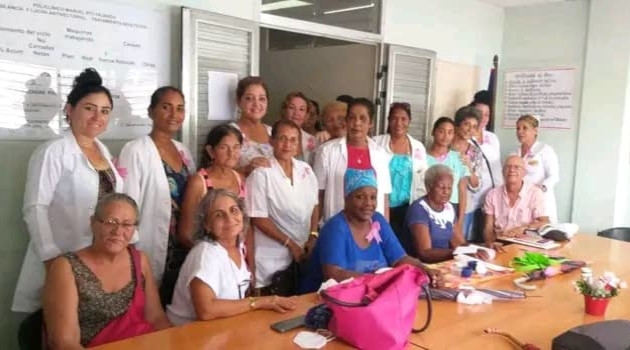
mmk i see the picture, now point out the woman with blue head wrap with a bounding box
[299,169,444,293]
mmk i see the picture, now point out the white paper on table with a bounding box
[454,254,514,272]
[207,71,238,121]
[453,244,496,260]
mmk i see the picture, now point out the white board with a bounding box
[503,68,575,129]
[0,0,170,140]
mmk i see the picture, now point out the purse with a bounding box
[320,265,433,350]
[267,261,300,297]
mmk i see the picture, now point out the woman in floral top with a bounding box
[118,86,195,305]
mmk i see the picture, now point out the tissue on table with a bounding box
[456,290,493,305]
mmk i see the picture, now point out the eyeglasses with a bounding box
[96,217,138,231]
[238,279,252,299]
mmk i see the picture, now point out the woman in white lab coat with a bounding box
[246,120,319,295]
[13,68,124,313]
[513,114,559,223]
[117,86,195,304]
[373,102,428,240]
[313,98,392,223]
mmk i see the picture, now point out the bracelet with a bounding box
[248,297,257,310]
[283,237,290,246]
[309,231,319,238]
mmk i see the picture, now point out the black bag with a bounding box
[552,320,630,350]
[268,261,300,297]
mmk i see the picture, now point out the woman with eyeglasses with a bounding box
[178,124,245,250]
[13,68,124,314]
[373,102,428,239]
[44,193,170,349]
[167,189,296,325]
[246,120,319,296]
[118,86,195,305]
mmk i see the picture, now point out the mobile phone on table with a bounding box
[270,315,306,333]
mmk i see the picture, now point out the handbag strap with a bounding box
[412,285,433,333]
[320,289,371,307]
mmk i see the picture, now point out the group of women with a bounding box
[13,68,559,349]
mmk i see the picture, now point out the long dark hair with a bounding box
[199,124,243,168]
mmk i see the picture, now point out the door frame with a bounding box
[259,13,385,129]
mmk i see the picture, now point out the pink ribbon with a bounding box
[179,150,191,168]
[307,137,316,152]
[365,221,382,244]
[112,157,128,179]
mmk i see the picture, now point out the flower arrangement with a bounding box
[574,270,627,299]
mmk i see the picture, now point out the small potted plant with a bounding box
[574,270,627,316]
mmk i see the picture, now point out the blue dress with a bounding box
[300,211,406,293]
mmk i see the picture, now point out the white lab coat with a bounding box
[246,157,318,287]
[313,136,392,222]
[373,133,428,204]
[118,135,195,282]
[12,133,124,312]
[512,141,559,223]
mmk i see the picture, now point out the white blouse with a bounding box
[167,241,250,326]
[230,122,273,169]
[299,129,318,165]
[246,157,318,287]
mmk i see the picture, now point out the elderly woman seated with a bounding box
[299,169,444,293]
[44,193,170,349]
[166,189,296,326]
[402,165,491,263]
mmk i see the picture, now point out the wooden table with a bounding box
[94,234,630,350]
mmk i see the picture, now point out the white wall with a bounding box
[495,0,589,224]
[572,0,630,232]
[383,0,504,87]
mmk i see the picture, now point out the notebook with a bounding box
[498,232,561,250]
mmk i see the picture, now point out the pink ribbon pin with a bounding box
[179,150,191,168]
[307,137,316,152]
[112,158,127,179]
[365,221,382,244]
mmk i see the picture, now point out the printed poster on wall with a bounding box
[0,0,170,140]
[503,67,575,129]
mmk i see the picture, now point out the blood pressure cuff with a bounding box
[552,320,630,350]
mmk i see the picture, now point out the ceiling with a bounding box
[476,0,567,8]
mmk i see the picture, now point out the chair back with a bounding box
[18,310,43,350]
[597,227,630,243]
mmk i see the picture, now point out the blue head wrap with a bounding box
[344,168,377,197]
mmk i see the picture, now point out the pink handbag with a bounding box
[320,265,432,350]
